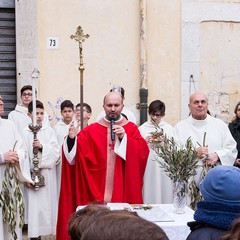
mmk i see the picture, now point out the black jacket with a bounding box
[186,221,227,240]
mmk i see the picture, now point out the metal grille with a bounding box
[0,7,16,118]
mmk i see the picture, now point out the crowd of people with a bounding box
[0,85,240,240]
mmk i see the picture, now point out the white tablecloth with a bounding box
[154,204,194,240]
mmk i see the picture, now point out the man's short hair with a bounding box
[148,100,166,116]
[28,100,44,113]
[61,100,74,111]
[20,85,32,96]
[110,86,125,98]
[68,204,168,240]
[76,103,92,113]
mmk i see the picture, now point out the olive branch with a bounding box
[189,132,215,210]
[0,141,24,240]
[151,136,198,183]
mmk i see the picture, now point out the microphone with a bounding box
[110,117,115,141]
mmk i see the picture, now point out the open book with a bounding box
[77,203,174,222]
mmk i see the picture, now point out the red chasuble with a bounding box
[56,118,149,240]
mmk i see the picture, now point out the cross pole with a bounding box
[70,26,89,130]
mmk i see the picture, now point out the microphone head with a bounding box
[109,116,116,122]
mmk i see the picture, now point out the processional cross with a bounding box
[70,26,90,130]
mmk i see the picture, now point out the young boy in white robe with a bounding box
[53,100,75,199]
[53,101,92,199]
[23,100,60,240]
[139,100,173,204]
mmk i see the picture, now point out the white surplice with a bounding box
[173,114,237,185]
[22,123,60,238]
[139,120,174,204]
[8,104,50,224]
[53,119,71,198]
[0,118,32,240]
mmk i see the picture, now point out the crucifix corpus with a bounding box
[70,26,90,130]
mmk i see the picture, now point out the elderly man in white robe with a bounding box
[0,95,32,240]
[139,100,174,204]
[173,92,237,207]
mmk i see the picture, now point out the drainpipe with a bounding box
[139,88,148,125]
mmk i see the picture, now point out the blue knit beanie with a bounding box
[200,165,240,204]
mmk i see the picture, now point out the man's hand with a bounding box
[68,121,78,139]
[195,146,208,159]
[25,182,35,189]
[3,150,19,164]
[234,159,240,168]
[33,138,43,150]
[205,152,219,166]
[113,125,125,140]
[145,135,163,143]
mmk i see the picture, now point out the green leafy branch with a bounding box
[0,146,24,240]
[151,136,198,183]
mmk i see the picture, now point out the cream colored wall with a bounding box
[37,0,142,125]
[147,0,181,125]
[182,0,240,122]
[15,0,181,126]
[15,0,240,126]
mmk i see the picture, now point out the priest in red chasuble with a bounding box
[56,91,149,240]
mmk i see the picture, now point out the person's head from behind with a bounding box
[200,165,240,204]
[148,100,166,124]
[68,204,169,240]
[110,86,125,100]
[188,92,208,120]
[219,218,240,240]
[20,85,33,107]
[75,103,92,123]
[60,100,75,124]
[103,92,124,121]
[28,100,44,124]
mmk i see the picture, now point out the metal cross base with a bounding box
[28,123,45,190]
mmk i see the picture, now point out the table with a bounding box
[78,203,194,240]
[154,204,194,240]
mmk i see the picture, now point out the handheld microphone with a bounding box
[110,117,115,141]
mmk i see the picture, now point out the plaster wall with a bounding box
[15,0,181,125]
[182,0,240,122]
[37,0,141,124]
[15,0,240,126]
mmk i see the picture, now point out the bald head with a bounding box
[103,92,124,120]
[103,92,123,104]
[189,92,208,104]
[188,92,208,120]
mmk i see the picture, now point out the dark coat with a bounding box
[186,221,227,240]
[229,118,240,158]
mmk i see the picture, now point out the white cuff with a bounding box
[0,154,5,164]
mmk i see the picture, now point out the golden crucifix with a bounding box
[70,26,90,130]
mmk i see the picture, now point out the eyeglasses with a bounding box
[75,108,89,113]
[150,113,162,117]
[22,92,32,97]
